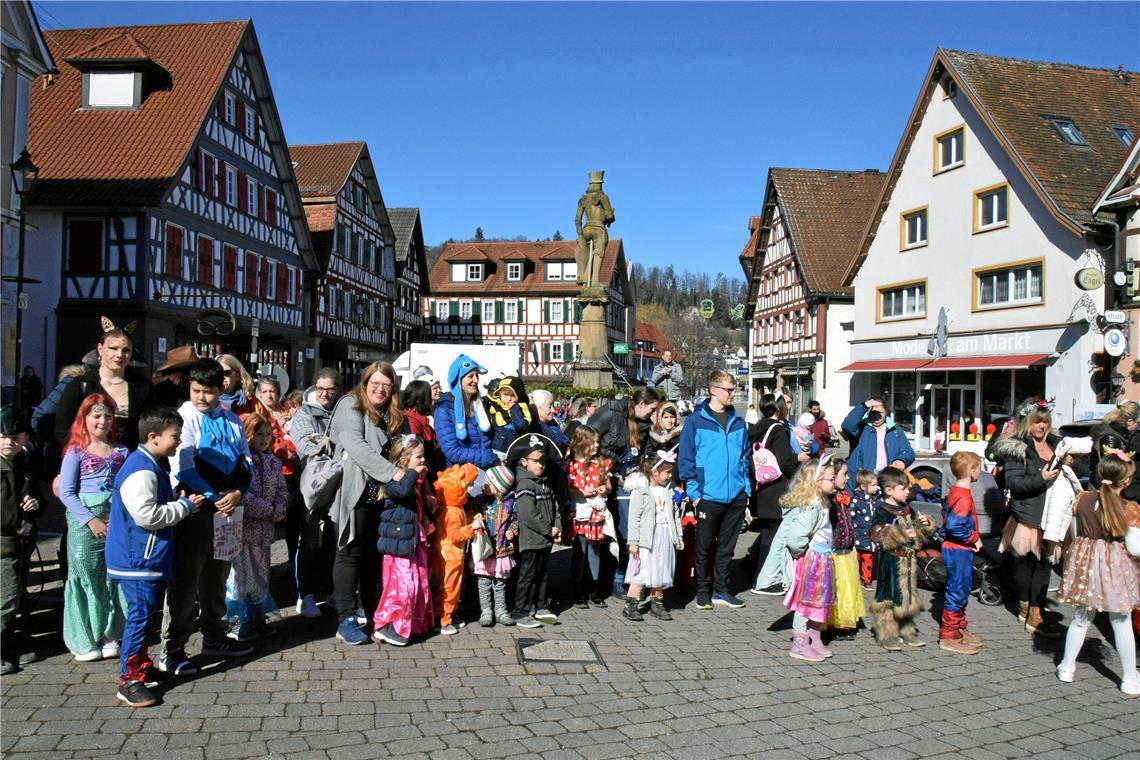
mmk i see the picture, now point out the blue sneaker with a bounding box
[336,616,368,646]
[712,593,746,609]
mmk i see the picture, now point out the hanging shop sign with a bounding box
[698,299,715,319]
[1075,268,1105,291]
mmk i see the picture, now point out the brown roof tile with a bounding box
[767,168,886,296]
[29,21,248,206]
[303,203,336,234]
[289,142,364,198]
[428,240,623,296]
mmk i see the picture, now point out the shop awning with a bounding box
[922,353,1052,371]
[838,359,933,372]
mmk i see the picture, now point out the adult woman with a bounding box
[750,393,809,594]
[992,398,1065,637]
[53,325,153,451]
[401,381,443,475]
[587,388,661,594]
[433,355,498,469]
[215,355,267,418]
[327,362,408,645]
[530,389,570,453]
[1091,401,1140,500]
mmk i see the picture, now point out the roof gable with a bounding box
[428,240,627,297]
[289,142,365,198]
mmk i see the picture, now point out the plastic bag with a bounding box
[213,505,244,561]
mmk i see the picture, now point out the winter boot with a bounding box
[622,598,644,621]
[649,597,672,621]
[789,632,824,662]
[492,579,513,626]
[1017,601,1029,625]
[478,578,495,626]
[959,628,983,647]
[807,627,832,659]
[1025,606,1063,638]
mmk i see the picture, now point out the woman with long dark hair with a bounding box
[401,380,443,475]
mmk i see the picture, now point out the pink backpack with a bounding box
[752,424,782,486]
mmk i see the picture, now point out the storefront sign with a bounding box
[1104,328,1127,357]
[852,325,1070,362]
[612,342,629,355]
[1076,268,1104,290]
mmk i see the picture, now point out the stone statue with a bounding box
[574,171,615,288]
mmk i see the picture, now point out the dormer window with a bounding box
[83,70,140,109]
[449,262,483,282]
[468,263,483,281]
[1048,116,1088,146]
[506,262,523,281]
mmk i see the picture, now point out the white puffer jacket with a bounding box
[1040,436,1093,546]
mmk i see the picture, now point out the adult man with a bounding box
[806,400,831,451]
[650,350,686,402]
[678,370,751,610]
[288,368,341,618]
[841,397,915,494]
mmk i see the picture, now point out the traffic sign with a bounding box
[612,342,629,355]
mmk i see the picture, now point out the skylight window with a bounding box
[1048,117,1088,146]
[1112,126,1135,147]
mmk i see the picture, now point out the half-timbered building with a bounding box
[424,240,635,382]
[740,168,885,418]
[25,20,315,386]
[290,141,396,384]
[388,207,428,356]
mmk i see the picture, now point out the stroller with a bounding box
[910,488,1003,606]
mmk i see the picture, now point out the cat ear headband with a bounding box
[1102,446,1135,461]
[100,316,137,335]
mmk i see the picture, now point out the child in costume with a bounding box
[58,394,127,662]
[225,414,287,641]
[485,377,533,457]
[850,469,880,589]
[938,451,984,655]
[430,461,481,635]
[825,458,865,640]
[781,457,838,662]
[373,436,434,647]
[622,448,683,622]
[868,466,936,652]
[1056,452,1140,694]
[566,424,615,608]
[510,433,561,628]
[1,406,41,675]
[471,463,518,627]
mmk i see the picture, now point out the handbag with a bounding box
[752,424,781,486]
[300,436,344,512]
[470,526,494,561]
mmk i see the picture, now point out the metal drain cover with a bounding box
[516,638,604,665]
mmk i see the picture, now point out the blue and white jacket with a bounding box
[105,448,194,581]
[678,401,751,505]
[173,401,252,501]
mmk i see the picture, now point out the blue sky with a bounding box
[35,2,1140,280]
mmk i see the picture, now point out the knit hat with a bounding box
[485,464,514,495]
[796,412,816,429]
[0,405,28,436]
[447,354,490,441]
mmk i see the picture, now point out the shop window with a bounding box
[976,260,1043,309]
[879,281,926,321]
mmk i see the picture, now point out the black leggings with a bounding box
[1013,550,1051,607]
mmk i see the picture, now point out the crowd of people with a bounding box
[1,323,1138,708]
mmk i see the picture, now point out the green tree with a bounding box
[552,230,563,241]
[474,227,485,242]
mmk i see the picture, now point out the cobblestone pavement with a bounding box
[3,535,1138,760]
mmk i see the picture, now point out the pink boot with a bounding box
[807,627,833,659]
[789,632,824,662]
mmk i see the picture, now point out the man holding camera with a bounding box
[841,397,915,494]
[650,350,685,402]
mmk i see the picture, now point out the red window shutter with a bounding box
[197,236,213,284]
[215,162,225,200]
[294,269,303,302]
[216,95,225,120]
[165,225,183,278]
[260,259,271,298]
[236,101,244,131]
[245,253,259,296]
[276,263,289,303]
[238,173,247,212]
[259,187,267,221]
[223,245,237,290]
[266,189,277,226]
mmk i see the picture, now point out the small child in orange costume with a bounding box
[430,463,482,635]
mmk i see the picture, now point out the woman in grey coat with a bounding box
[327,362,408,646]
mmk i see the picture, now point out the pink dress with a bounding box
[372,484,434,639]
[783,504,835,623]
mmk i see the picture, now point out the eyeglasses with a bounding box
[315,386,337,394]
[523,455,545,465]
[367,380,393,390]
[711,386,736,394]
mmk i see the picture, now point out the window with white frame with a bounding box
[459,300,472,320]
[977,262,1042,308]
[244,106,256,139]
[467,263,483,281]
[901,207,927,249]
[224,92,235,125]
[550,343,564,362]
[549,300,564,322]
[880,282,926,320]
[435,301,449,320]
[545,261,577,281]
[936,127,964,172]
[450,263,467,282]
[247,178,258,216]
[84,71,137,108]
[225,164,237,206]
[504,301,518,323]
[975,184,1009,231]
[482,300,495,323]
[506,262,523,281]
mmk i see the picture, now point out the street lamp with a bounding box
[7,149,39,380]
[794,313,805,416]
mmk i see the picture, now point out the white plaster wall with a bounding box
[816,301,856,418]
[20,209,62,383]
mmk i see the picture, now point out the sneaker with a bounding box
[100,641,120,660]
[938,637,980,655]
[496,612,515,626]
[1120,672,1140,695]
[439,623,460,635]
[589,598,608,609]
[0,659,14,676]
[901,634,927,648]
[479,610,495,627]
[879,638,903,652]
[297,594,321,618]
[751,584,785,596]
[16,650,36,666]
[622,599,644,621]
[695,594,713,610]
[649,598,672,621]
[828,629,858,642]
[1055,664,1075,683]
[860,583,874,592]
[712,593,746,609]
[373,623,409,647]
[230,624,258,643]
[116,680,159,708]
[534,609,558,624]
[157,649,197,677]
[513,614,543,629]
[74,649,102,663]
[573,599,590,610]
[336,616,369,646]
[201,636,254,657]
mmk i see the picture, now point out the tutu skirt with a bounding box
[1000,518,1042,559]
[826,550,866,629]
[1059,536,1140,614]
[784,546,834,623]
[373,526,434,639]
[225,543,279,626]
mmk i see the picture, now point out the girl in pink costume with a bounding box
[782,455,839,662]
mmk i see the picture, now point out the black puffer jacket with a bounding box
[587,398,652,464]
[992,434,1060,529]
[748,417,800,521]
[1088,421,1140,500]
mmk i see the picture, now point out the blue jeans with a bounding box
[118,578,163,683]
[572,536,604,600]
[611,486,631,593]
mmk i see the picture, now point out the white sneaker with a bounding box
[73,650,102,663]
[100,641,120,660]
[1122,672,1140,696]
[1056,664,1075,683]
[297,595,321,618]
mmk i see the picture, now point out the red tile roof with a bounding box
[289,142,364,198]
[428,240,624,296]
[29,21,248,206]
[767,168,886,296]
[635,322,673,355]
[303,204,336,234]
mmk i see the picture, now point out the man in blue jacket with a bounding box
[678,370,751,610]
[841,397,915,494]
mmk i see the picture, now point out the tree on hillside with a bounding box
[474,227,485,242]
[553,230,563,241]
[637,303,671,329]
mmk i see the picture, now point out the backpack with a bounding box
[751,423,782,486]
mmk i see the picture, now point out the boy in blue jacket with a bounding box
[106,407,202,707]
[159,359,253,676]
